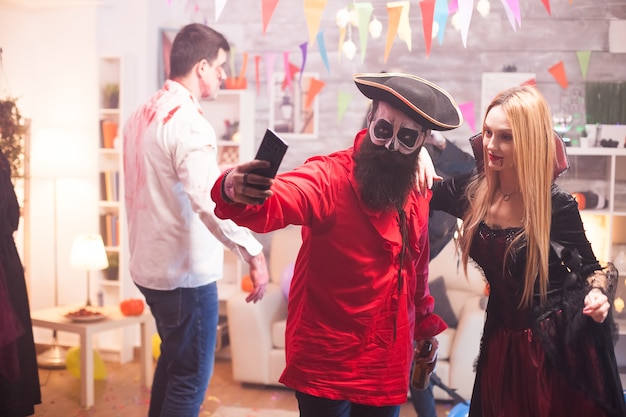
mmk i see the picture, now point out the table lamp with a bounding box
[70,234,109,307]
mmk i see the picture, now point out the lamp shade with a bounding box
[70,234,109,271]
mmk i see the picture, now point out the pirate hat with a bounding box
[354,73,463,131]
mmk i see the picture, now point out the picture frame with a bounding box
[268,72,319,139]
[158,28,179,87]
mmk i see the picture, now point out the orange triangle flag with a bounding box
[262,0,279,34]
[305,78,325,109]
[385,5,403,63]
[548,61,568,89]
[541,0,551,15]
[420,0,436,57]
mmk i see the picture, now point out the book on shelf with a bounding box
[99,171,120,201]
[99,213,120,246]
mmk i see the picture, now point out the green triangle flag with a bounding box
[576,51,591,80]
[337,91,352,122]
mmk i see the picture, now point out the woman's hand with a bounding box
[583,287,610,323]
[416,147,442,194]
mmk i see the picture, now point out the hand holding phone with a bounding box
[250,129,288,189]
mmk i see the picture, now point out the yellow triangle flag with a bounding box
[385,4,403,63]
[337,91,352,122]
[304,0,328,45]
[388,1,411,51]
[576,51,591,80]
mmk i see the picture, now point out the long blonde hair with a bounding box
[459,85,556,308]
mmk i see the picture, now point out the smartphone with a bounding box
[250,128,288,187]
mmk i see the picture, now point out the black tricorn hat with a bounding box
[354,73,463,131]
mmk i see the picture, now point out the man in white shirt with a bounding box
[123,23,269,417]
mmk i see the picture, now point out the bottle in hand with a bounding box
[411,340,433,390]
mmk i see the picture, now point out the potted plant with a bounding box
[102,83,119,109]
[105,251,119,280]
[0,97,26,180]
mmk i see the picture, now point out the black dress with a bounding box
[432,172,626,417]
[0,151,41,416]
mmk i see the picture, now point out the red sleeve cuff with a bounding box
[414,313,448,340]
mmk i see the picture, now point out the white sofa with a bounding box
[226,225,486,402]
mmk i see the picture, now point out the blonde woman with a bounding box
[431,85,626,417]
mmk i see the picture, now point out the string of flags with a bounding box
[169,0,593,129]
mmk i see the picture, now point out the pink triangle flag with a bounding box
[541,0,551,16]
[459,102,476,133]
[264,52,277,96]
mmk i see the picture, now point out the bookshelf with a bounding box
[97,56,138,362]
[199,89,255,319]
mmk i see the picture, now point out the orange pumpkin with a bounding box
[241,275,254,292]
[120,298,145,316]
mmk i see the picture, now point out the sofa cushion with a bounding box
[430,276,458,328]
[272,319,287,349]
[436,327,455,360]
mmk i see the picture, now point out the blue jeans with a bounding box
[295,391,400,417]
[409,378,436,417]
[137,282,218,417]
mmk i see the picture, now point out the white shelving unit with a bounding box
[199,89,255,322]
[96,56,139,362]
[557,146,626,263]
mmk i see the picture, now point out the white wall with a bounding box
[0,3,100,345]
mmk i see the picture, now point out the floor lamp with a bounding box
[37,178,66,369]
[69,234,108,307]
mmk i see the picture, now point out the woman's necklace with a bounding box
[501,190,519,201]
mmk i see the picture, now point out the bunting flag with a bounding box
[305,77,325,109]
[215,0,227,21]
[420,0,436,57]
[299,42,308,84]
[448,0,458,14]
[576,50,591,80]
[254,55,262,95]
[548,61,568,89]
[458,0,473,48]
[282,62,301,91]
[459,102,476,133]
[388,1,412,51]
[262,0,279,34]
[384,3,403,63]
[354,2,374,64]
[304,0,328,45]
[337,91,352,121]
[501,0,521,30]
[541,0,551,16]
[316,31,331,73]
[521,78,536,86]
[282,51,292,91]
[264,52,277,96]
[434,0,449,45]
[338,26,346,63]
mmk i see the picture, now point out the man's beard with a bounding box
[353,133,420,211]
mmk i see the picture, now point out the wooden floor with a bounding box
[32,346,456,417]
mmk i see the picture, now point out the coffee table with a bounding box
[31,305,154,408]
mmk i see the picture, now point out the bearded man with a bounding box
[211,73,463,417]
